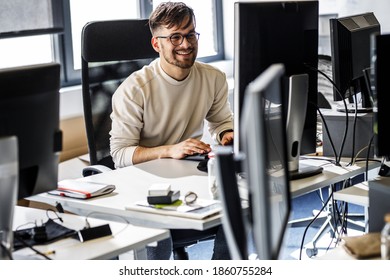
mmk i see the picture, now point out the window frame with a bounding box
[57,0,224,87]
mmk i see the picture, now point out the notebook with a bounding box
[48,179,115,199]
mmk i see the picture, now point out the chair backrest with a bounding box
[81,19,158,168]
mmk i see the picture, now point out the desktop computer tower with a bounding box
[369,177,390,232]
[321,109,374,158]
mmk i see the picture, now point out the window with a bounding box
[0,0,224,87]
[60,0,140,85]
[0,0,62,69]
[152,0,223,59]
[0,36,54,68]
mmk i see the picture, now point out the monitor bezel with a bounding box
[233,0,319,156]
[240,63,291,260]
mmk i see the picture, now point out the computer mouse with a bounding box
[183,153,208,161]
[197,157,209,173]
[82,164,112,177]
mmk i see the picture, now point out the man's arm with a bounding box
[204,68,234,143]
[219,130,234,146]
[132,138,211,165]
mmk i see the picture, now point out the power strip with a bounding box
[77,224,112,242]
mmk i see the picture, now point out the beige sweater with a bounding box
[110,59,233,167]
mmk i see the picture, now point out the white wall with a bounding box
[222,0,390,60]
[321,0,390,33]
[60,86,84,119]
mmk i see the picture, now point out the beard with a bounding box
[161,45,197,69]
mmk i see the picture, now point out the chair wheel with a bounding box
[173,247,189,260]
[306,247,318,258]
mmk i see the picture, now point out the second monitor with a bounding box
[233,0,319,158]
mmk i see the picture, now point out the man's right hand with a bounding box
[168,138,211,159]
[132,138,211,165]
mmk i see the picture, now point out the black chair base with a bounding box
[171,227,219,260]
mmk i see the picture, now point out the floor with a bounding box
[184,188,366,260]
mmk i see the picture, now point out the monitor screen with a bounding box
[330,12,380,112]
[241,64,291,260]
[233,0,319,156]
[372,33,390,158]
[0,63,62,200]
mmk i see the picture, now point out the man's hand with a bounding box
[220,131,234,146]
[132,139,211,165]
[169,138,211,159]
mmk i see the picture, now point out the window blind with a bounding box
[0,0,64,38]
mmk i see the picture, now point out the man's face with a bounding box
[154,17,198,70]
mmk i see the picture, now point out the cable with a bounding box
[352,145,369,165]
[298,189,333,260]
[13,234,52,260]
[347,96,359,166]
[46,209,63,223]
[298,179,355,259]
[316,105,339,163]
[321,184,342,252]
[304,63,349,165]
[365,135,374,180]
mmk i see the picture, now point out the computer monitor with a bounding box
[0,63,62,199]
[217,64,291,260]
[242,64,291,260]
[233,0,319,157]
[330,12,380,113]
[214,146,248,260]
[372,33,390,159]
[0,63,62,259]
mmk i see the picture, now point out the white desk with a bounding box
[290,158,380,198]
[333,182,369,207]
[58,155,89,180]
[29,157,380,232]
[30,159,222,231]
[12,206,169,260]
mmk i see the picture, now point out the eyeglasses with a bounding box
[156,32,200,46]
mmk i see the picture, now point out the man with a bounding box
[109,2,233,259]
[110,2,233,167]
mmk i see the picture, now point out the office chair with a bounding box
[81,19,218,260]
[81,19,157,169]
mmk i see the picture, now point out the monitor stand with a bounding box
[286,74,323,180]
[289,163,323,180]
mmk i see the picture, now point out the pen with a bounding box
[42,250,56,256]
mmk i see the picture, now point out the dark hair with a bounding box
[149,2,195,34]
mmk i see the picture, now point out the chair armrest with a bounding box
[82,164,113,177]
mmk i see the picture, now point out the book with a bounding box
[147,190,180,204]
[148,183,171,196]
[48,179,115,199]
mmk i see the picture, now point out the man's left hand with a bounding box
[221,131,233,146]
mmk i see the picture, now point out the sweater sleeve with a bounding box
[109,80,144,168]
[205,71,234,143]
